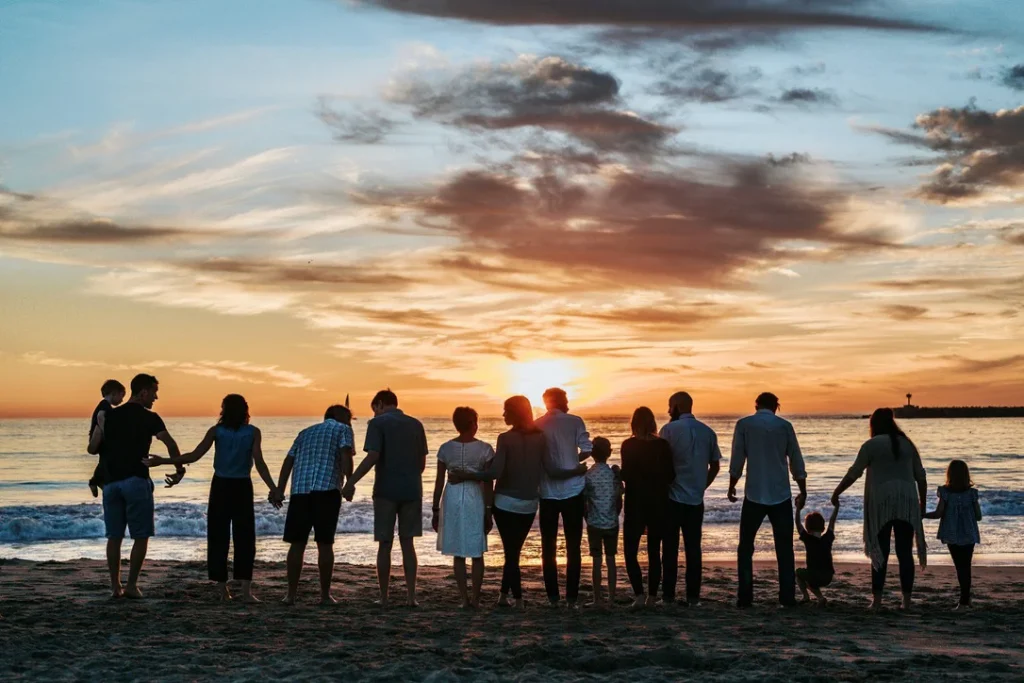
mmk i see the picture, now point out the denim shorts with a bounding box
[102,476,155,539]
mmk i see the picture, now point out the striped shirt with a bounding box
[287,419,354,495]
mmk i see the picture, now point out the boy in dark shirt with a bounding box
[795,498,839,606]
[88,379,126,497]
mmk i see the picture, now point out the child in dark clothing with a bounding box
[795,498,839,606]
[87,379,126,497]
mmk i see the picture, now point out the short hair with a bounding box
[805,512,825,533]
[755,392,780,411]
[592,436,611,461]
[371,390,398,408]
[452,406,478,433]
[324,405,351,423]
[669,391,693,412]
[101,379,125,396]
[542,387,569,412]
[630,407,658,438]
[130,374,159,396]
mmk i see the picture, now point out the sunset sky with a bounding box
[2,0,1023,418]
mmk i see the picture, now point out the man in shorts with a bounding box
[87,373,185,599]
[274,405,354,605]
[343,390,428,607]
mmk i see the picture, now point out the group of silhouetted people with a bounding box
[87,376,982,610]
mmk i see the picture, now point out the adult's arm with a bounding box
[419,423,429,474]
[345,419,383,495]
[794,503,806,537]
[431,457,446,523]
[911,444,927,513]
[576,420,593,462]
[543,439,587,480]
[706,431,723,490]
[827,500,840,534]
[727,421,745,501]
[831,440,872,505]
[787,424,808,507]
[450,435,505,483]
[154,429,186,487]
[923,498,946,520]
[250,429,277,494]
[153,426,215,466]
[348,451,379,487]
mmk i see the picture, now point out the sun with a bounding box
[506,359,580,411]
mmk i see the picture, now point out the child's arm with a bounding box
[923,499,946,520]
[430,458,446,532]
[827,500,840,535]
[974,490,983,522]
[794,504,806,537]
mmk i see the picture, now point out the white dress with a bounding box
[437,439,494,558]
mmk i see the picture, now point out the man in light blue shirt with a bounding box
[728,392,807,608]
[659,391,721,606]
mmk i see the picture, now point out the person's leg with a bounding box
[399,535,419,607]
[373,498,398,606]
[316,542,336,604]
[125,538,149,598]
[588,529,604,605]
[893,520,915,607]
[605,533,618,603]
[233,480,258,602]
[737,499,766,607]
[796,568,811,602]
[207,477,231,598]
[539,499,561,604]
[509,511,534,606]
[493,508,515,604]
[471,557,484,608]
[284,542,305,604]
[106,537,123,598]
[647,518,664,604]
[395,499,422,607]
[623,515,644,599]
[871,521,894,608]
[682,503,705,605]
[661,502,682,603]
[124,477,154,599]
[376,538,393,606]
[956,544,975,606]
[767,499,796,606]
[102,482,127,597]
[564,495,585,606]
[454,557,469,607]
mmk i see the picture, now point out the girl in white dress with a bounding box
[431,407,494,608]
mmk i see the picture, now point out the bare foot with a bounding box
[460,601,474,610]
[281,595,297,606]
[632,595,646,609]
[566,602,580,612]
[688,600,702,608]
[241,593,262,604]
[373,598,389,609]
[123,585,144,600]
[801,594,811,604]
[817,597,829,608]
[319,594,339,606]
[405,599,420,608]
[110,584,124,599]
[646,595,659,608]
[497,594,512,608]
[217,584,232,601]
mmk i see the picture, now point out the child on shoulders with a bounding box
[925,459,982,610]
[796,498,839,607]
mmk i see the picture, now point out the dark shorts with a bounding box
[587,524,619,558]
[796,568,833,589]
[284,489,342,545]
[102,476,155,540]
[373,498,422,542]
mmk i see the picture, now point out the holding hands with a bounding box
[341,481,356,502]
[268,487,284,509]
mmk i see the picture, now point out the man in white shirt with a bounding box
[659,391,721,606]
[536,387,591,608]
[728,392,807,608]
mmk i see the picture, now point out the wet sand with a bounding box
[1,559,1022,681]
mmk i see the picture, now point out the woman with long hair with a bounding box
[620,407,675,608]
[832,408,928,609]
[147,394,278,601]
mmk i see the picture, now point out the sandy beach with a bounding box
[1,559,1021,681]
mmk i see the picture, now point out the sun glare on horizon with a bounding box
[506,359,580,412]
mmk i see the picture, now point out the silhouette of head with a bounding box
[101,379,126,406]
[592,437,611,463]
[452,406,478,437]
[324,404,352,425]
[542,388,569,413]
[805,512,825,533]
[945,459,973,493]
[630,407,658,438]
[370,389,398,416]
[503,395,535,431]
[668,392,693,420]
[130,374,159,409]
[219,394,250,430]
[755,392,780,413]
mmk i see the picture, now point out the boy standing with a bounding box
[795,499,839,606]
[584,437,622,607]
[88,379,126,497]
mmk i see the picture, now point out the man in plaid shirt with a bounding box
[274,404,354,605]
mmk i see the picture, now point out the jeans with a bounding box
[737,498,796,606]
[663,501,705,603]
[539,494,585,603]
[871,520,915,595]
[207,476,256,582]
[623,506,665,598]
[948,543,974,605]
[493,507,535,600]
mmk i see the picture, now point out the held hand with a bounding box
[795,492,807,510]
[269,488,284,509]
[727,487,738,503]
[341,482,355,502]
[830,492,841,508]
[144,455,165,468]
[575,463,588,476]
[431,511,439,533]
[164,469,185,488]
[447,469,467,485]
[484,510,493,534]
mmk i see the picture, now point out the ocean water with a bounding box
[1,416,1022,566]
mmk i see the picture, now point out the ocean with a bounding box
[1,416,1022,566]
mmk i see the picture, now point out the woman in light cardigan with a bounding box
[832,408,927,610]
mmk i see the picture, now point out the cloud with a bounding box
[1001,64,1024,91]
[315,97,397,144]
[873,104,1024,204]
[558,303,738,330]
[941,354,1024,373]
[186,258,413,290]
[355,0,940,32]
[653,65,763,103]
[880,304,929,320]
[777,87,839,106]
[389,55,676,155]
[355,156,899,290]
[20,353,314,389]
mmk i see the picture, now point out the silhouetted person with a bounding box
[344,390,428,607]
[87,373,185,599]
[87,379,125,498]
[729,392,806,608]
[660,391,721,606]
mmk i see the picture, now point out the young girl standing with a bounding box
[925,460,982,610]
[431,407,494,608]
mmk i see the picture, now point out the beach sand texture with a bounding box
[1,560,1022,681]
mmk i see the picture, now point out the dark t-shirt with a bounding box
[102,403,166,484]
[90,399,113,438]
[799,528,835,576]
[620,437,676,515]
[363,409,428,502]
